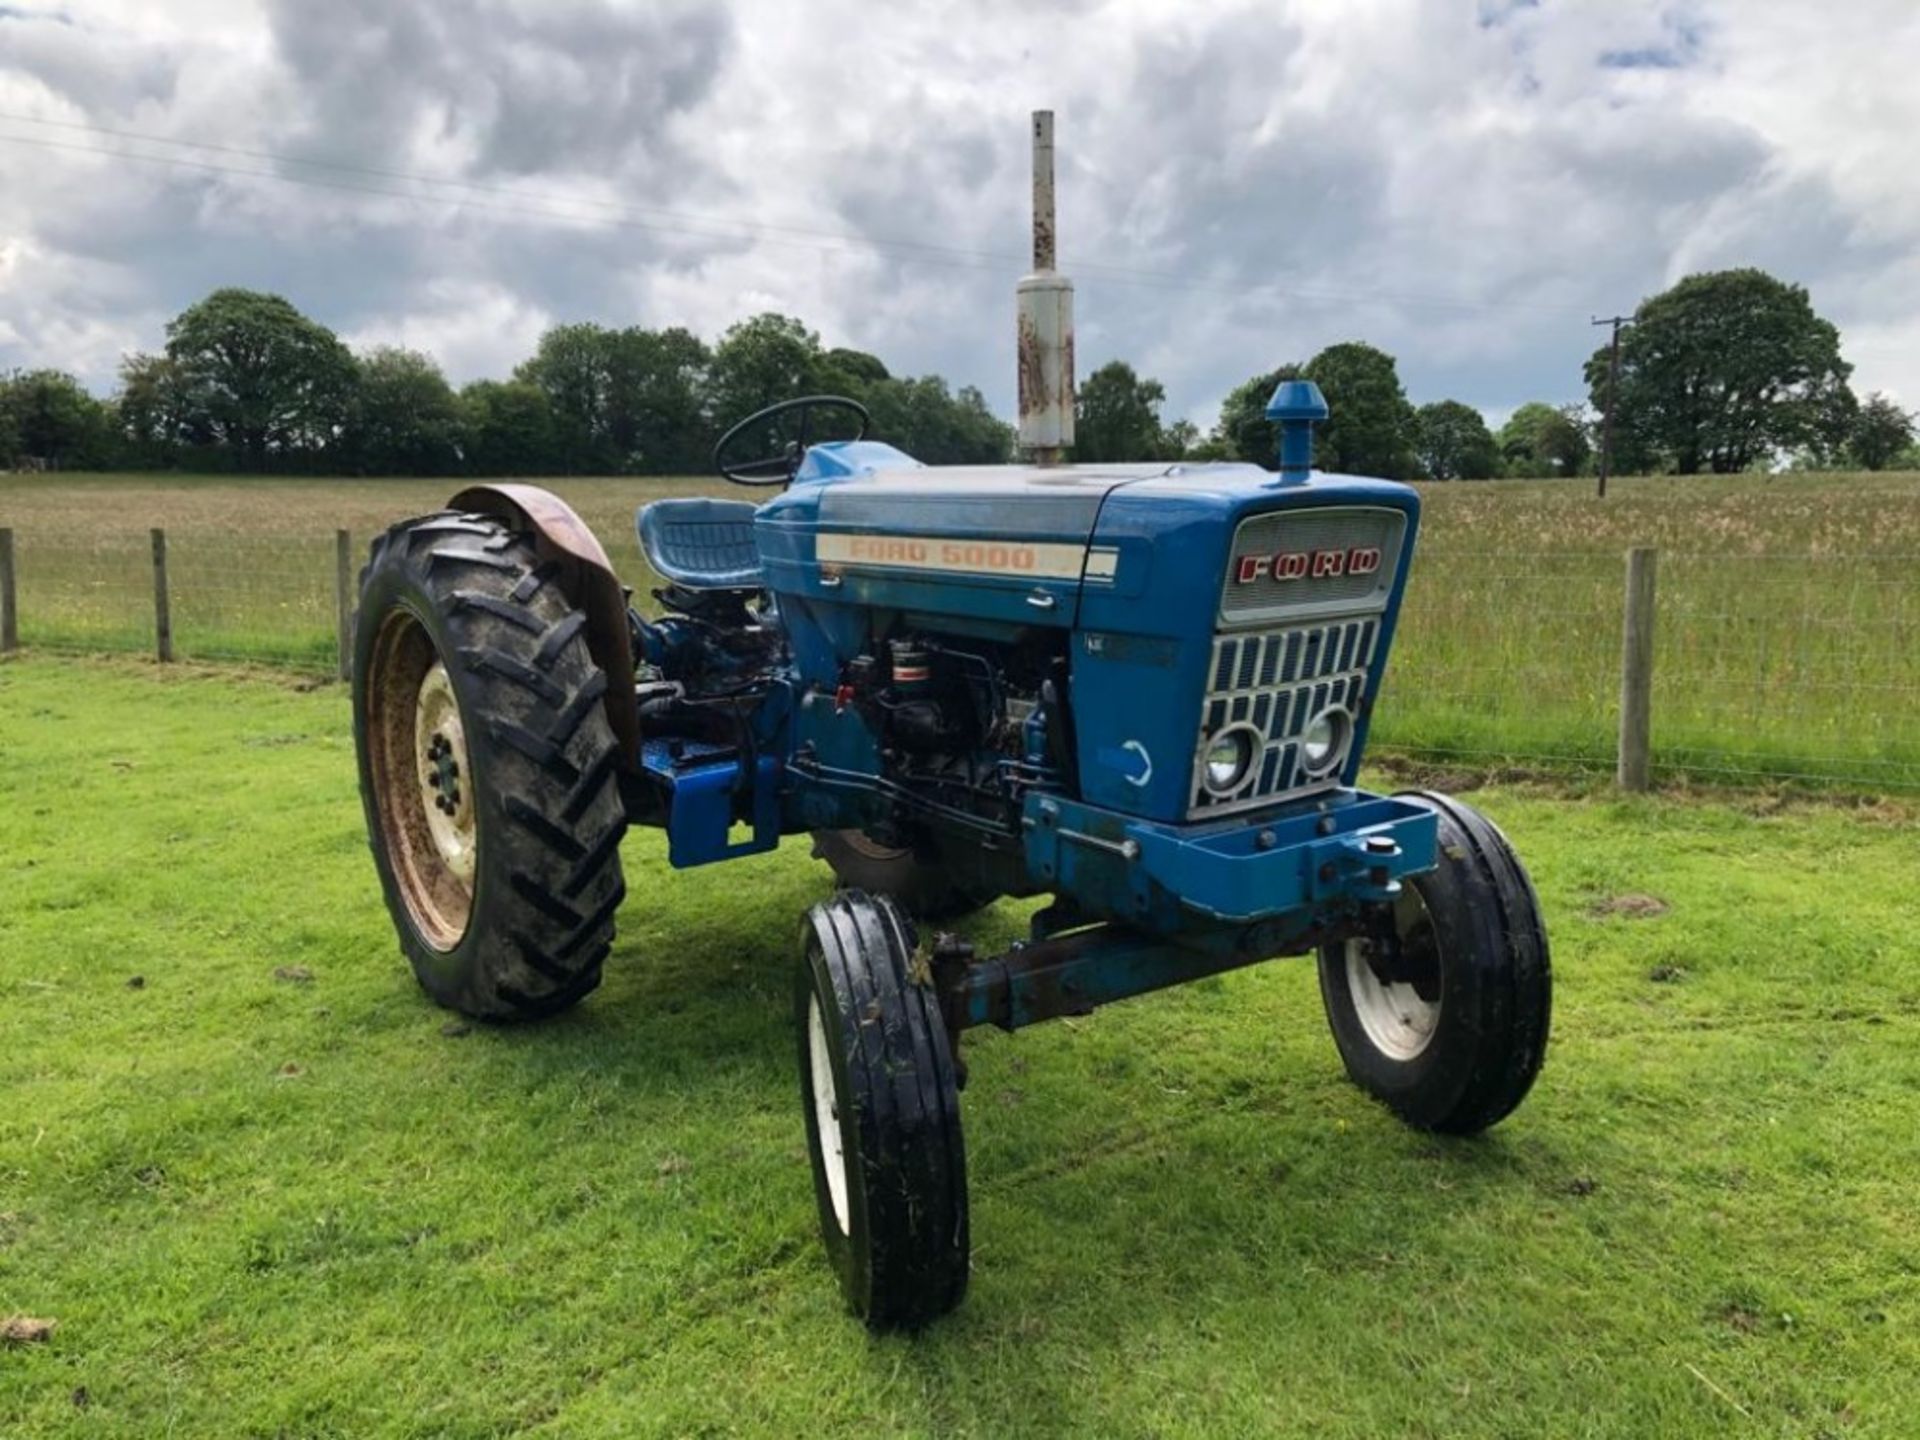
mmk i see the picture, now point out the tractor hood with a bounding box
[755,438,1416,642]
[754,442,1278,630]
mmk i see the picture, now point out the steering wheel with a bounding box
[714,395,870,486]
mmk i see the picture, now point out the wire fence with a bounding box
[3,526,1916,794]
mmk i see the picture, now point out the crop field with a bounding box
[4,469,1917,792]
[1,657,1917,1437]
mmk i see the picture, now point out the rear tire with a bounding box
[797,890,969,1329]
[1317,790,1550,1134]
[353,512,628,1021]
[809,829,998,921]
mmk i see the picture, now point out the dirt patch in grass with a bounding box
[1589,893,1670,919]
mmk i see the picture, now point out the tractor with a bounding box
[349,117,1549,1330]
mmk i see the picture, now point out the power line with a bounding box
[0,113,1600,320]
[0,110,1042,271]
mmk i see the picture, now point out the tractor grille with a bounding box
[1188,615,1379,817]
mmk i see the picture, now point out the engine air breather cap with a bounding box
[1266,379,1330,483]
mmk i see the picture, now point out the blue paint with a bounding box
[629,392,1439,960]
[639,739,782,867]
[1266,379,1328,481]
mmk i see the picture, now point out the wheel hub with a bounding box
[414,662,476,884]
[1344,890,1442,1062]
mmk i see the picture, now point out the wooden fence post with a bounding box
[335,529,354,682]
[1618,546,1657,791]
[151,527,173,663]
[0,528,17,654]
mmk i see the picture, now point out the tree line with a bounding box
[1074,268,1916,478]
[2,267,1913,478]
[0,291,1012,476]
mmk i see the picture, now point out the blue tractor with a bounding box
[351,384,1551,1329]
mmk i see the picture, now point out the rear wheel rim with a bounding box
[368,608,476,950]
[1344,888,1442,1062]
[807,990,852,1235]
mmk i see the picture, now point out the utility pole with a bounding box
[1592,314,1633,499]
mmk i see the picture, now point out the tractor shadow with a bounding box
[414,843,1575,1404]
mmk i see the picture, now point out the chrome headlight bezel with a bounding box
[1199,724,1261,795]
[1299,705,1354,778]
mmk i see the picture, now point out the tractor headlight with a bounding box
[1202,726,1257,794]
[1300,706,1353,777]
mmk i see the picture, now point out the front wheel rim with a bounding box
[1345,944,1440,1061]
[1343,888,1443,1062]
[807,991,852,1235]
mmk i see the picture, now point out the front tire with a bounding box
[353,512,629,1021]
[1317,790,1550,1134]
[797,891,969,1329]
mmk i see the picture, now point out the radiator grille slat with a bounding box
[1189,615,1380,816]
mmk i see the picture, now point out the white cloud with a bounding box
[0,0,1915,417]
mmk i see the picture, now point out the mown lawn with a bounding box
[1,655,1917,1437]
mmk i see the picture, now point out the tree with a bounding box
[1498,401,1591,478]
[820,347,890,386]
[347,347,465,475]
[0,376,16,466]
[1074,360,1177,462]
[459,380,556,476]
[617,326,712,474]
[515,323,716,474]
[1303,342,1418,479]
[1414,400,1500,480]
[1210,365,1302,464]
[163,289,356,470]
[116,353,206,465]
[515,322,617,472]
[1,369,115,469]
[1584,268,1854,475]
[707,313,822,427]
[1162,418,1201,458]
[1850,392,1915,471]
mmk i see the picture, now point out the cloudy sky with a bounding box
[1,0,1916,430]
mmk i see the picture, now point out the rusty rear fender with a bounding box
[448,483,639,766]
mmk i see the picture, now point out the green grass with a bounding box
[2,655,1917,1437]
[4,469,1918,791]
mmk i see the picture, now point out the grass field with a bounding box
[2,656,1918,1437]
[2,468,1919,790]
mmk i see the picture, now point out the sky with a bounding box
[1,0,1916,431]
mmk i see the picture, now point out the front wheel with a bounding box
[797,890,969,1329]
[1317,790,1550,1134]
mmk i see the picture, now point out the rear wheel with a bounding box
[1317,791,1550,1134]
[353,512,628,1020]
[809,829,998,921]
[797,890,969,1329]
